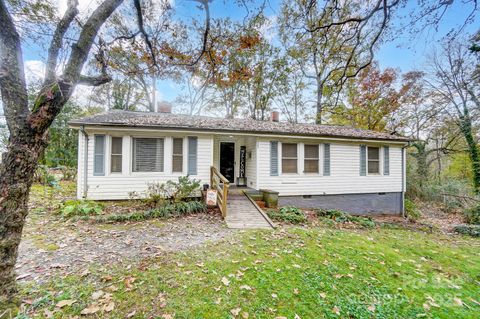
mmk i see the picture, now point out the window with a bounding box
[110,137,122,173]
[172,138,183,173]
[282,143,297,174]
[132,138,164,172]
[93,135,105,176]
[304,144,319,173]
[367,147,380,174]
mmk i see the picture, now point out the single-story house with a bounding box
[69,108,410,215]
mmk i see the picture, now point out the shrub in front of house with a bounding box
[463,205,480,225]
[315,209,376,228]
[404,198,422,222]
[59,200,104,218]
[145,176,201,207]
[453,224,480,237]
[267,206,307,224]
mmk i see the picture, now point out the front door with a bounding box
[220,142,235,183]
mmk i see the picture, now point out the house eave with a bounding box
[69,122,411,144]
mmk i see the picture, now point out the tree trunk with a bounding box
[315,80,323,124]
[0,131,46,303]
[413,142,428,186]
[459,115,480,193]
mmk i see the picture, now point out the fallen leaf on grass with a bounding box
[271,293,278,299]
[126,310,137,318]
[56,299,76,308]
[367,305,376,312]
[294,314,301,319]
[230,307,241,316]
[319,292,326,299]
[91,291,104,300]
[293,288,299,295]
[240,285,252,291]
[103,301,115,312]
[221,277,230,286]
[332,306,340,315]
[454,297,464,306]
[81,304,100,315]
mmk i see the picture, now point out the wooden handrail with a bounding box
[210,166,230,218]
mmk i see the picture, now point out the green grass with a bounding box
[17,227,480,318]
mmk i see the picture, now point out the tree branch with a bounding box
[78,74,112,86]
[0,0,29,136]
[44,0,79,85]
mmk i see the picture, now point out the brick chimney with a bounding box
[271,111,279,122]
[157,101,172,113]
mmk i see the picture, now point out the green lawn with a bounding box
[17,226,480,318]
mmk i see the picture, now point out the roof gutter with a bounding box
[400,141,411,218]
[80,125,88,199]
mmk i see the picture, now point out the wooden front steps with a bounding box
[225,188,274,229]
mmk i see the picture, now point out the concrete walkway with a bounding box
[225,188,274,229]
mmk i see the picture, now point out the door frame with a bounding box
[219,141,235,183]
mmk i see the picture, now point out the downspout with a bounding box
[80,125,88,199]
[401,142,410,218]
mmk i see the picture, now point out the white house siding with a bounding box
[80,129,213,200]
[256,137,404,196]
[245,137,257,189]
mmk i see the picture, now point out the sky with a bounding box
[0,0,479,118]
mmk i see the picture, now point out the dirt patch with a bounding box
[371,202,465,234]
[16,212,236,284]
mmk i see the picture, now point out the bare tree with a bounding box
[0,0,210,303]
[426,37,480,192]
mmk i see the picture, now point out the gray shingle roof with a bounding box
[69,110,410,142]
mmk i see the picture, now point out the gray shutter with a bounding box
[323,143,330,176]
[188,136,198,175]
[360,145,367,176]
[384,146,390,175]
[270,141,278,176]
[93,135,105,176]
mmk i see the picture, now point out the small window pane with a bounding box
[172,138,183,173]
[282,159,298,173]
[368,161,379,174]
[304,160,319,173]
[368,147,379,160]
[304,145,318,159]
[282,143,297,158]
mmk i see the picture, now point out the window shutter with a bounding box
[323,143,330,176]
[188,136,198,175]
[384,146,390,175]
[270,141,278,176]
[93,135,105,176]
[132,138,164,172]
[360,145,367,176]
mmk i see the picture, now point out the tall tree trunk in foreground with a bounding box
[0,0,123,303]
